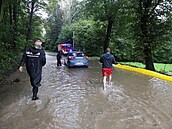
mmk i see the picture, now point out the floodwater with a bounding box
[0,52,172,129]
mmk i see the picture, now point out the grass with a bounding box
[120,62,172,75]
[154,63,172,74]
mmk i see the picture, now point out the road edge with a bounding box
[114,64,172,82]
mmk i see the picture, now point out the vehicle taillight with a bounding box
[69,56,74,59]
[84,56,88,58]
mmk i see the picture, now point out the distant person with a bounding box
[19,38,46,100]
[56,48,63,66]
[99,48,117,90]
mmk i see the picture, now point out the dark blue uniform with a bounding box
[57,50,63,66]
[20,45,46,99]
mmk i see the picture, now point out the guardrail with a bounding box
[114,64,172,82]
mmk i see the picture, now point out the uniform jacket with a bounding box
[20,45,46,87]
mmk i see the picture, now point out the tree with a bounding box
[0,0,46,74]
[44,0,63,51]
[83,0,123,52]
[133,0,172,70]
[58,20,105,55]
[25,0,46,41]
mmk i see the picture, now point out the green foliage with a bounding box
[52,0,172,65]
[58,20,105,56]
[110,0,172,65]
[0,50,20,74]
[128,0,172,66]
[0,0,46,76]
[83,0,125,51]
[44,1,63,51]
[154,63,172,74]
[154,40,172,63]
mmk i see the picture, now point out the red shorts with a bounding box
[102,68,113,77]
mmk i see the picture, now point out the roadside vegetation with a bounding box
[120,62,172,75]
[0,0,172,77]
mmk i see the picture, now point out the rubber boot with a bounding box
[32,87,39,100]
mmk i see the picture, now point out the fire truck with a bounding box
[58,43,73,55]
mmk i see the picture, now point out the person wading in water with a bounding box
[99,48,117,90]
[19,38,46,100]
[56,48,63,66]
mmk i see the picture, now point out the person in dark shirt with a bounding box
[57,49,63,66]
[99,48,117,90]
[19,38,46,100]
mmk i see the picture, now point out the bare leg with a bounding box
[108,75,112,85]
[103,76,107,90]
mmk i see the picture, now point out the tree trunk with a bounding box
[26,0,35,41]
[0,0,2,14]
[139,0,155,71]
[103,17,113,52]
[0,0,2,21]
[9,0,18,49]
[9,0,13,49]
[9,0,12,25]
[12,0,17,49]
[144,45,155,71]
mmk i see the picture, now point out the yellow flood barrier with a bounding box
[114,64,172,82]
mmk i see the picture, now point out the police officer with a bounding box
[19,38,46,100]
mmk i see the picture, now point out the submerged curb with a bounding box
[114,64,172,82]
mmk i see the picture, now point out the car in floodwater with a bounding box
[64,51,89,68]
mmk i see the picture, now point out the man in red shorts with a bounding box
[99,48,117,90]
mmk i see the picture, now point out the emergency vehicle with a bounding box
[58,43,73,55]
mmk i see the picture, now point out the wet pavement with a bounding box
[0,52,172,129]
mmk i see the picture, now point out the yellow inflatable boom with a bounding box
[114,64,172,82]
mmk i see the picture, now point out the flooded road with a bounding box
[1,52,172,129]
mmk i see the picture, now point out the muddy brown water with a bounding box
[0,52,172,129]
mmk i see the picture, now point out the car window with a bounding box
[76,53,84,57]
[68,52,85,57]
